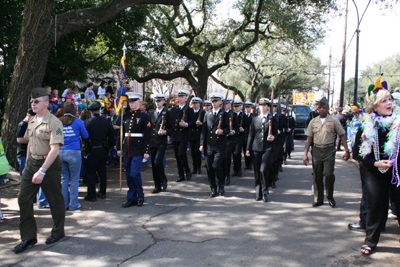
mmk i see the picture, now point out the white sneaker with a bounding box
[38,204,50,209]
[388,210,398,220]
[142,158,147,163]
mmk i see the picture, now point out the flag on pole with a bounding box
[115,55,127,115]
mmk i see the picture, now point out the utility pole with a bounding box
[339,0,349,108]
[327,47,332,104]
[353,0,360,107]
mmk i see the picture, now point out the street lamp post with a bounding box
[353,0,360,107]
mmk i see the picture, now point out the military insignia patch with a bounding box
[147,121,151,127]
[56,128,62,136]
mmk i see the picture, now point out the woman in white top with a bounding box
[97,81,106,99]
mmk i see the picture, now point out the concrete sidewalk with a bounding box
[0,139,399,266]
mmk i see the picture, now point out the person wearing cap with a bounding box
[351,75,400,255]
[271,100,286,186]
[283,106,295,163]
[303,97,349,208]
[232,100,248,177]
[204,100,212,112]
[246,98,277,202]
[222,97,238,185]
[200,93,230,197]
[13,87,65,253]
[190,97,205,175]
[392,87,400,100]
[243,102,254,170]
[149,94,170,193]
[168,89,194,182]
[117,92,151,207]
[83,101,115,202]
[334,107,347,151]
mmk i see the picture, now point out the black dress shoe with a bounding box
[348,222,366,232]
[209,190,218,198]
[284,160,287,165]
[137,197,144,206]
[97,193,106,199]
[186,172,192,180]
[262,194,268,202]
[122,201,138,208]
[13,239,37,253]
[255,196,262,201]
[45,234,65,245]
[271,181,276,188]
[162,181,168,191]
[176,177,185,182]
[288,155,291,159]
[219,186,225,196]
[232,172,238,177]
[237,171,242,177]
[197,169,202,174]
[312,202,324,207]
[328,198,336,208]
[152,188,161,194]
[192,169,198,174]
[225,177,230,185]
[84,196,97,202]
[279,166,283,172]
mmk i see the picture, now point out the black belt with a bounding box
[92,145,104,149]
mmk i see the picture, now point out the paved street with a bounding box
[1,138,399,266]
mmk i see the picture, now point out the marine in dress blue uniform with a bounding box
[117,92,151,208]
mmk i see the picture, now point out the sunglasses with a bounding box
[30,99,45,104]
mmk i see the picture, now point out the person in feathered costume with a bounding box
[352,74,400,256]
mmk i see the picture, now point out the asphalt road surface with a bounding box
[1,137,399,266]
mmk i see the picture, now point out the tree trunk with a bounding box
[1,0,54,169]
[196,68,209,99]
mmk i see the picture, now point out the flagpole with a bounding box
[119,102,126,191]
[119,43,127,191]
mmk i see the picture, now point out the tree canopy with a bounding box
[129,0,337,98]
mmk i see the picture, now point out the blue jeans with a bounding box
[37,187,48,206]
[17,156,26,179]
[60,150,82,210]
[124,156,144,201]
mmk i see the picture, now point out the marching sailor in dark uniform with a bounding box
[84,101,115,202]
[243,102,254,170]
[200,93,230,197]
[204,100,212,112]
[190,97,205,174]
[284,105,295,163]
[272,100,286,185]
[246,98,278,202]
[117,92,151,208]
[223,97,238,185]
[149,94,170,193]
[169,89,195,182]
[232,100,247,177]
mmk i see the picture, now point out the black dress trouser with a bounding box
[150,145,167,189]
[190,140,201,171]
[253,148,273,198]
[85,147,108,198]
[172,141,190,178]
[206,149,224,191]
[363,166,400,248]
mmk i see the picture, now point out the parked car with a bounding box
[292,105,311,136]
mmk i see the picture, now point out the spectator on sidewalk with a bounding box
[59,103,88,210]
[85,82,96,102]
